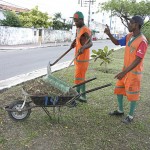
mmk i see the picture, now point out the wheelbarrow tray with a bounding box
[4,81,112,122]
[29,77,99,106]
[30,95,74,106]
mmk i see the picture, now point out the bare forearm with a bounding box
[70,39,76,48]
[82,41,93,49]
[78,40,93,55]
[107,33,119,45]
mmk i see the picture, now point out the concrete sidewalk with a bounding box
[0,40,102,50]
[0,41,71,50]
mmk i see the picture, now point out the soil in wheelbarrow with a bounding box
[0,77,77,107]
[22,78,77,97]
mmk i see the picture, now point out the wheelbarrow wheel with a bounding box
[8,100,31,121]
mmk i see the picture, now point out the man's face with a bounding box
[128,19,137,32]
[73,18,84,28]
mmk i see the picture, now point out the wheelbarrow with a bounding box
[4,77,111,122]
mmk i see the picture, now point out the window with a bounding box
[39,29,42,36]
[34,31,36,36]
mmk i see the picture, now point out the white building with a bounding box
[0,1,29,20]
[77,0,127,39]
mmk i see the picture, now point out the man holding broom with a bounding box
[70,11,93,103]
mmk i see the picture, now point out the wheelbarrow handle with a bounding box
[66,83,112,105]
[72,77,97,88]
[50,47,72,66]
[80,83,112,95]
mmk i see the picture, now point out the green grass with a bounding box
[0,47,150,150]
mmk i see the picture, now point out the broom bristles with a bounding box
[42,75,71,93]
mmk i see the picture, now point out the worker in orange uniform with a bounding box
[104,15,148,124]
[70,11,93,103]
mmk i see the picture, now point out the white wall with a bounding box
[0,10,5,20]
[43,29,72,43]
[0,26,38,45]
[0,26,72,45]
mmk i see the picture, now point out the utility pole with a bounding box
[78,0,96,27]
[87,0,91,27]
[110,10,112,33]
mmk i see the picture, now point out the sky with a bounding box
[0,0,98,20]
[1,0,146,23]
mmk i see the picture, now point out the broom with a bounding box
[43,38,91,93]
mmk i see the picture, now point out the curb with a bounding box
[0,61,73,90]
[0,43,70,50]
[0,40,100,50]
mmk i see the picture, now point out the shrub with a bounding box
[142,21,150,44]
[91,46,114,73]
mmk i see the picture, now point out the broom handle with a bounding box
[50,47,72,66]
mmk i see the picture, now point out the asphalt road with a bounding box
[0,40,121,80]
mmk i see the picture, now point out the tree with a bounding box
[64,20,72,30]
[91,46,114,73]
[52,20,63,30]
[52,13,72,30]
[100,0,150,28]
[52,13,63,30]
[18,6,52,28]
[142,21,150,43]
[0,10,22,27]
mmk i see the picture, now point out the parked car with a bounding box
[92,37,97,41]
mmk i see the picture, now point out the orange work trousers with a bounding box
[114,76,141,101]
[74,62,89,84]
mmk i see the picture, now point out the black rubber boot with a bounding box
[109,110,124,116]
